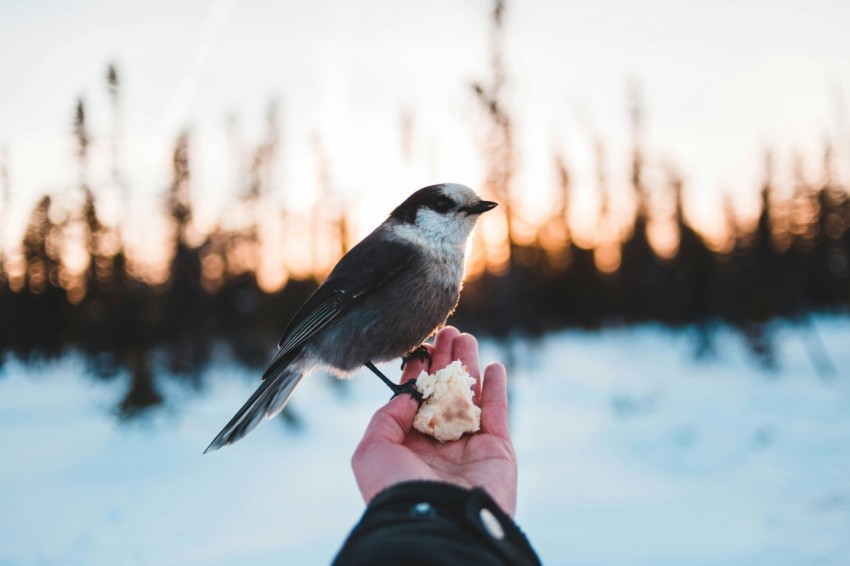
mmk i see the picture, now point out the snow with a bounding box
[1,317,849,565]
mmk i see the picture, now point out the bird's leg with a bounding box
[365,361,423,403]
[400,344,432,370]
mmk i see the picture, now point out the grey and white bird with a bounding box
[204,183,496,452]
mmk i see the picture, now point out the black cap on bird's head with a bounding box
[389,183,497,225]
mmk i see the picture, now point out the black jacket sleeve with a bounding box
[332,481,541,566]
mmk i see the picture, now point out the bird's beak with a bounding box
[463,200,498,216]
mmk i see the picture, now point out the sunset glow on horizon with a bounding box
[1,0,849,291]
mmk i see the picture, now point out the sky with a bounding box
[1,0,849,260]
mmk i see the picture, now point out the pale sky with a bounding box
[1,0,849,260]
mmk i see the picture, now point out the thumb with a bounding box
[480,362,510,441]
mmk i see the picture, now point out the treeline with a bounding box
[457,0,849,369]
[1,3,849,414]
[456,149,850,336]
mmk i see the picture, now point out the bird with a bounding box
[204,183,497,452]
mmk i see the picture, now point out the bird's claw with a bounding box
[391,379,423,405]
[400,345,432,370]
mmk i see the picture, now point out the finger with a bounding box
[452,333,482,404]
[430,326,460,372]
[480,362,510,440]
[360,394,420,445]
[400,344,433,385]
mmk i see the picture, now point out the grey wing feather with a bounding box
[204,366,304,453]
[278,291,347,355]
[264,232,416,379]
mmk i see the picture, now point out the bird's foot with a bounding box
[400,345,432,370]
[365,361,423,404]
[390,378,423,404]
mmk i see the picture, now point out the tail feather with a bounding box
[204,363,305,453]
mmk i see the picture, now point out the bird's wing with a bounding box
[262,233,415,379]
[276,290,348,355]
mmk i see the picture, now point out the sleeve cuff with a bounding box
[334,481,540,565]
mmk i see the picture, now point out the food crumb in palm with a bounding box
[413,360,481,442]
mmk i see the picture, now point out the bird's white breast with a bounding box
[391,219,467,288]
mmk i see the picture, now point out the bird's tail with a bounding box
[204,361,306,453]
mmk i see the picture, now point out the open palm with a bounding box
[351,326,518,516]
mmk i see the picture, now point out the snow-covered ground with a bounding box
[1,318,849,565]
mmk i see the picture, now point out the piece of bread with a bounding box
[412,360,481,442]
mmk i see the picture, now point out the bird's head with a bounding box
[389,183,497,247]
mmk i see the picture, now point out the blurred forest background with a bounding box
[0,1,848,417]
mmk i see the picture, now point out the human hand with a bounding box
[351,326,518,516]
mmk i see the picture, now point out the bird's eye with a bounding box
[429,197,454,213]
